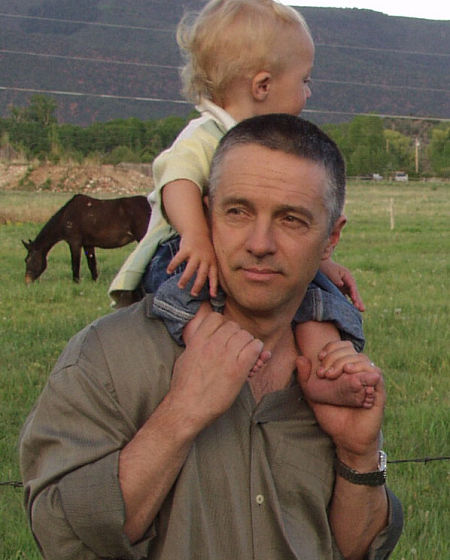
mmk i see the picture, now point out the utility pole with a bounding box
[415,137,420,174]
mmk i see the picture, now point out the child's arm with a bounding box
[295,321,341,379]
[320,257,365,311]
[162,179,218,297]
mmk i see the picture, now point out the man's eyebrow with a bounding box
[220,195,252,207]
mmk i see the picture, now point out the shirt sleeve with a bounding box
[19,324,160,560]
[331,486,403,560]
[29,453,154,560]
[151,118,220,203]
[366,487,404,560]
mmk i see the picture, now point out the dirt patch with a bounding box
[0,161,154,195]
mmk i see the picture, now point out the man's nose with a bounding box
[244,219,277,257]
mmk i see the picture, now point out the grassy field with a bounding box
[1,182,449,559]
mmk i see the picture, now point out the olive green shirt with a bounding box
[20,296,402,560]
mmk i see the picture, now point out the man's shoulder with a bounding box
[57,296,180,373]
[93,295,177,351]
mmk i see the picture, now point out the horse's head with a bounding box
[22,239,47,283]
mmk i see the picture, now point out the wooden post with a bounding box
[389,198,395,230]
[415,137,420,174]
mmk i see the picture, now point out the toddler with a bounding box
[109,0,376,407]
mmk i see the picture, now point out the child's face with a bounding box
[264,32,314,117]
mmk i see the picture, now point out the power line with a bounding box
[0,85,189,105]
[1,13,448,121]
[0,12,176,33]
[1,50,449,95]
[315,42,450,58]
[312,78,448,94]
[1,86,448,122]
[1,12,449,58]
[303,108,450,122]
[0,49,180,71]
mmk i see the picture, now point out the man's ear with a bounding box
[322,215,346,260]
[252,71,272,101]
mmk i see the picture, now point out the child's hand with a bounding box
[319,258,365,311]
[316,340,379,381]
[167,232,218,298]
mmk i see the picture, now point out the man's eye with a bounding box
[227,207,245,216]
[283,215,307,227]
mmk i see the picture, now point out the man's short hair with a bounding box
[208,114,346,233]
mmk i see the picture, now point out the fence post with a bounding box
[389,198,395,230]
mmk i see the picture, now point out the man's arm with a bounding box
[297,355,401,560]
[119,312,263,542]
[328,451,388,559]
[118,390,196,544]
[21,310,262,558]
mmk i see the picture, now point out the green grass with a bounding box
[1,183,449,559]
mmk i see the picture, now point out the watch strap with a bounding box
[334,451,387,486]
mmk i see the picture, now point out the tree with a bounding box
[428,125,450,177]
[384,129,414,173]
[346,116,387,176]
[23,95,58,127]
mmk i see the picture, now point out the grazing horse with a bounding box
[23,194,150,283]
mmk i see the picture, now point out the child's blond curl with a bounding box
[177,0,311,105]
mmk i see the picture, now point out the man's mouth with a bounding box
[240,265,281,281]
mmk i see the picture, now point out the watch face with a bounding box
[379,450,387,471]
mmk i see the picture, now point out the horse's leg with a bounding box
[84,246,98,281]
[69,242,82,282]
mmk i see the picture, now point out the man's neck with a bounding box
[248,333,298,403]
[222,305,299,403]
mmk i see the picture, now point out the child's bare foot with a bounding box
[248,350,272,378]
[295,338,383,408]
[304,370,380,408]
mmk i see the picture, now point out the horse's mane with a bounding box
[33,195,81,244]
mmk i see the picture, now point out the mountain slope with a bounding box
[0,1,448,125]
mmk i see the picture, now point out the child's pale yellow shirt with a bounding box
[108,100,236,303]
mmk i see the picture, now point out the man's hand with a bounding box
[296,353,384,461]
[168,313,263,433]
[167,231,219,297]
[120,312,263,543]
[320,257,365,312]
[316,340,379,381]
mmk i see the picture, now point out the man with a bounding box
[20,114,402,560]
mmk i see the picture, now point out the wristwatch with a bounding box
[334,451,387,486]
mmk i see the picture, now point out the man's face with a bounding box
[209,143,343,321]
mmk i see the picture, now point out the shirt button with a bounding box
[256,494,264,505]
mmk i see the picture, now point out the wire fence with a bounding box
[2,456,449,489]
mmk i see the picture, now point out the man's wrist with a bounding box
[335,444,380,471]
[335,451,387,486]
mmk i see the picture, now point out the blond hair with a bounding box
[177,0,311,105]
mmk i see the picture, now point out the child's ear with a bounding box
[322,215,346,260]
[252,71,272,101]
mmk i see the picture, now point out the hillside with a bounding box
[0,1,449,125]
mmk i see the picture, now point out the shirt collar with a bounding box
[195,97,237,133]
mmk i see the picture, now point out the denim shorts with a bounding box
[146,236,364,350]
[143,236,185,294]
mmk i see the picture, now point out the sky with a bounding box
[278,1,450,21]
